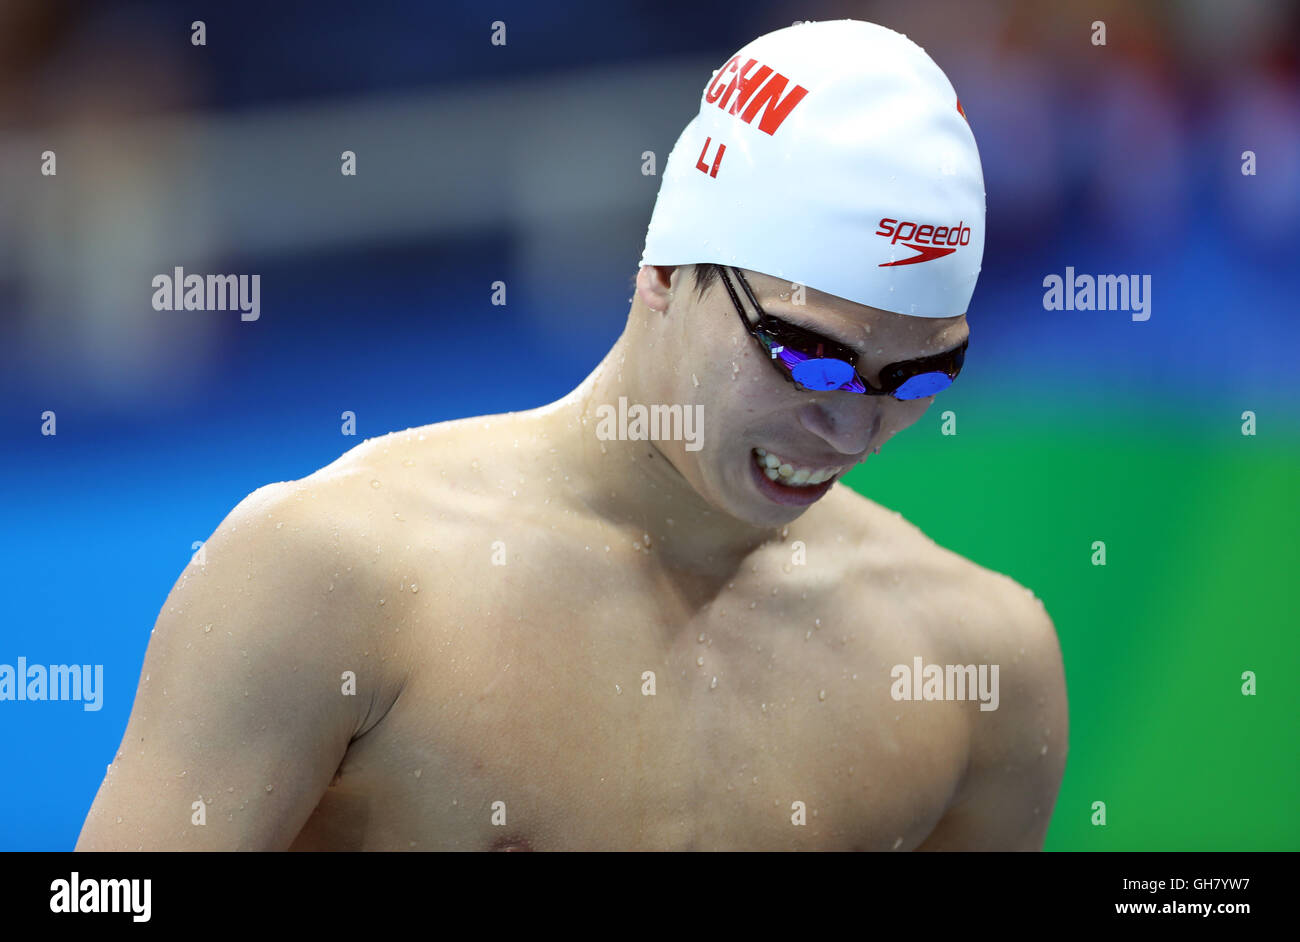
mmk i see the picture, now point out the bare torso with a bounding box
[283,413,1037,851]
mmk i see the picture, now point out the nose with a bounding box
[795,398,880,457]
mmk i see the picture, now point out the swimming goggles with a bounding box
[715,264,967,400]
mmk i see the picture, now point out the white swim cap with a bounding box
[640,20,985,318]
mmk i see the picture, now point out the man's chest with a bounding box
[304,549,973,850]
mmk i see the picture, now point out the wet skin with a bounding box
[76,267,1068,851]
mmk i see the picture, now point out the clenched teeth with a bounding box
[753,448,845,486]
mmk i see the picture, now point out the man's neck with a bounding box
[534,337,781,576]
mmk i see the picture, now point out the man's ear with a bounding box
[636,265,678,313]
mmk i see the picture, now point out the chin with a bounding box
[706,469,821,530]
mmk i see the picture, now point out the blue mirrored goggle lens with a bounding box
[893,371,953,400]
[789,358,856,391]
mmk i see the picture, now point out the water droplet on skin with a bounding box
[615,684,622,694]
[327,583,334,592]
[370,480,380,489]
[697,633,706,643]
[893,836,903,850]
[410,584,419,594]
[116,816,122,824]
[819,689,827,701]
[697,656,705,667]
[710,676,718,689]
[814,618,821,627]
[203,624,211,633]
[265,784,273,792]
[378,599,385,606]
[414,769,422,778]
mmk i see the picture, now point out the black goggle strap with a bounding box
[718,265,759,335]
[730,267,859,363]
[732,267,806,347]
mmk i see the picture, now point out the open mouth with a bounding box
[749,448,845,505]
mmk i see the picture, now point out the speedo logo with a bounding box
[876,218,972,267]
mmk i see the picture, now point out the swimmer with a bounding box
[77,20,1067,851]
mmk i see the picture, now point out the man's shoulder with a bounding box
[821,487,1068,845]
[821,484,1056,650]
[227,448,385,545]
[194,444,429,694]
[206,434,437,623]
[311,417,529,510]
[279,423,467,521]
[235,421,525,602]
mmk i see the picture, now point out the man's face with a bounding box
[650,265,969,528]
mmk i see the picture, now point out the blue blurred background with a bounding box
[2,0,1298,850]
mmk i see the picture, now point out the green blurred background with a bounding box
[846,397,1300,850]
